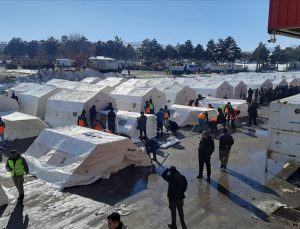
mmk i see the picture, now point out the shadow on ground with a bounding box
[227,169,280,197]
[64,165,155,206]
[6,202,29,229]
[209,178,270,222]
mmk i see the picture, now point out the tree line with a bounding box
[1,34,300,70]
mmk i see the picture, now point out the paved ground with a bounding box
[0,106,299,229]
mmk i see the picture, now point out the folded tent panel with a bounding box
[0,94,19,112]
[8,83,41,97]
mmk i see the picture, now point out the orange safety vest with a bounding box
[209,117,217,122]
[230,112,236,120]
[105,129,112,134]
[78,119,85,127]
[0,126,4,134]
[198,113,206,120]
[93,124,103,131]
[145,107,151,114]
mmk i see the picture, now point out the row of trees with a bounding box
[2,34,300,69]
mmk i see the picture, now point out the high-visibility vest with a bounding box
[164,111,170,119]
[145,107,151,114]
[78,119,85,127]
[8,159,24,177]
[0,126,4,134]
[93,124,103,131]
[149,103,154,110]
[198,113,206,120]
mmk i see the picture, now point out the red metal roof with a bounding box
[268,0,300,38]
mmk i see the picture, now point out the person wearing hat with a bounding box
[107,212,127,229]
[5,150,29,203]
[197,131,215,182]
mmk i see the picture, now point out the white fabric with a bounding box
[45,89,116,127]
[23,126,151,189]
[169,104,218,127]
[0,95,19,112]
[80,77,102,84]
[1,111,48,141]
[0,185,8,206]
[101,110,156,138]
[96,77,126,88]
[18,85,59,119]
[160,137,180,149]
[8,83,41,97]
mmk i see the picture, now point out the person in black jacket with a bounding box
[107,108,116,134]
[248,102,258,126]
[197,131,215,182]
[89,105,97,126]
[137,112,147,140]
[219,128,234,170]
[162,166,187,229]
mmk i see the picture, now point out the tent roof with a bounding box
[96,77,125,87]
[277,94,300,105]
[21,85,57,97]
[46,79,109,92]
[1,111,42,121]
[10,82,41,92]
[170,104,214,112]
[80,77,102,83]
[49,89,100,103]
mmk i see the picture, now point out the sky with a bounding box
[0,0,299,51]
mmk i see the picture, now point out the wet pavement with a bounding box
[0,106,299,229]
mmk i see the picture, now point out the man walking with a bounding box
[248,102,258,127]
[0,117,6,149]
[162,166,188,229]
[219,128,234,170]
[6,150,29,203]
[89,105,97,127]
[137,111,147,140]
[107,108,116,134]
[155,108,164,138]
[163,105,170,125]
[197,131,215,182]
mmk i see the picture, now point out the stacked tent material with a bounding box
[80,77,102,84]
[287,78,300,87]
[45,89,116,127]
[8,83,40,97]
[18,85,60,119]
[268,94,300,163]
[110,82,166,113]
[0,111,48,141]
[101,110,157,139]
[0,185,8,206]
[169,104,218,127]
[0,95,19,112]
[23,126,151,190]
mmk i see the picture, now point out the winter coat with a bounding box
[248,105,258,117]
[137,115,147,131]
[107,110,116,122]
[6,154,29,175]
[219,133,234,151]
[198,136,215,159]
[155,110,164,123]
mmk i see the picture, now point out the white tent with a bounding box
[45,89,116,127]
[268,94,300,164]
[243,78,273,90]
[0,95,19,112]
[8,83,41,97]
[226,79,247,99]
[96,77,126,89]
[0,112,48,141]
[81,77,102,84]
[18,85,60,119]
[23,126,151,190]
[169,104,218,127]
[101,110,156,139]
[190,81,233,99]
[0,185,8,206]
[271,78,288,87]
[287,78,300,87]
[110,85,166,113]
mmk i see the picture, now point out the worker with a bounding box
[6,150,29,203]
[208,116,218,133]
[163,105,170,125]
[198,112,207,133]
[223,94,228,99]
[155,108,164,138]
[105,102,114,111]
[162,166,188,229]
[11,92,18,102]
[0,117,6,149]
[137,111,147,140]
[77,110,88,127]
[207,103,214,109]
[144,101,151,114]
[229,107,237,130]
[107,108,116,134]
[248,102,258,127]
[107,212,126,229]
[217,107,226,126]
[166,120,179,134]
[92,120,103,131]
[197,131,215,182]
[89,105,97,127]
[247,88,253,103]
[149,99,155,114]
[219,128,234,171]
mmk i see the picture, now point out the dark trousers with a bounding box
[157,122,163,137]
[231,119,236,129]
[169,199,187,229]
[139,130,147,139]
[108,121,115,134]
[199,157,211,177]
[12,176,24,198]
[248,116,257,126]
